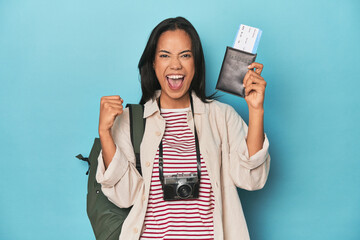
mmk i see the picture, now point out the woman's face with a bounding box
[153,29,195,108]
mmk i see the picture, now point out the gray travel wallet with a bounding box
[216,46,257,98]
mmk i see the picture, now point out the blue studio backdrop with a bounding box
[0,0,359,239]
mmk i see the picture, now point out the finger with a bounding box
[102,102,124,111]
[109,106,124,116]
[101,99,124,109]
[113,108,124,116]
[243,70,251,87]
[244,72,266,87]
[247,68,263,79]
[245,84,265,96]
[248,62,264,75]
[248,62,263,74]
[101,95,123,102]
[102,99,124,106]
[102,95,122,100]
[243,68,264,87]
[245,79,266,94]
[109,104,124,111]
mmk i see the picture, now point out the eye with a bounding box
[181,54,192,58]
[159,54,169,58]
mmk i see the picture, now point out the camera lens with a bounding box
[177,184,192,199]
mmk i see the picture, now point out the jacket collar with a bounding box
[143,90,206,118]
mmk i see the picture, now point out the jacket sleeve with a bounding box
[225,105,270,191]
[95,108,143,208]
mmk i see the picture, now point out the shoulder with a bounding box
[191,91,242,121]
[207,99,232,110]
[206,100,239,119]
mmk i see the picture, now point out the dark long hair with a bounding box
[138,16,215,104]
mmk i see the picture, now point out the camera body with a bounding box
[162,172,200,201]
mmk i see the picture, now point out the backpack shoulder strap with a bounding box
[126,104,145,176]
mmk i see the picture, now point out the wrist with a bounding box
[99,129,112,138]
[249,107,264,116]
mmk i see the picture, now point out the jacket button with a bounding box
[146,161,150,167]
[155,131,161,136]
[133,227,138,233]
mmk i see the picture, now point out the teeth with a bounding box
[167,75,184,79]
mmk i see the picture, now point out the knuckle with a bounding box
[101,96,108,104]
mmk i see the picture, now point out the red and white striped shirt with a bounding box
[140,107,215,240]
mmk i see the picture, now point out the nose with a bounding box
[170,56,182,70]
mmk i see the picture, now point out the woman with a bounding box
[96,17,270,240]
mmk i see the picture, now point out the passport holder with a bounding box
[216,46,257,98]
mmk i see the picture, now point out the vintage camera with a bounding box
[162,172,200,201]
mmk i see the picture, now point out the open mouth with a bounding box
[166,75,185,90]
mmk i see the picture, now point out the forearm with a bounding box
[246,108,265,157]
[99,130,116,169]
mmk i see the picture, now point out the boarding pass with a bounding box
[233,24,262,54]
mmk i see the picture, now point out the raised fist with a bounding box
[98,95,124,135]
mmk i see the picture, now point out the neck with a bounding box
[159,93,190,109]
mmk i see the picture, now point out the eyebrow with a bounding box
[159,50,192,54]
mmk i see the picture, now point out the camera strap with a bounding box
[158,94,201,186]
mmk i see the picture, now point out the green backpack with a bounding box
[76,104,145,240]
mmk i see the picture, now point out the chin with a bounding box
[168,90,188,99]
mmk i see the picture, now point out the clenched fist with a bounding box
[98,95,124,136]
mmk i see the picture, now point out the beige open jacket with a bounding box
[96,91,270,240]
